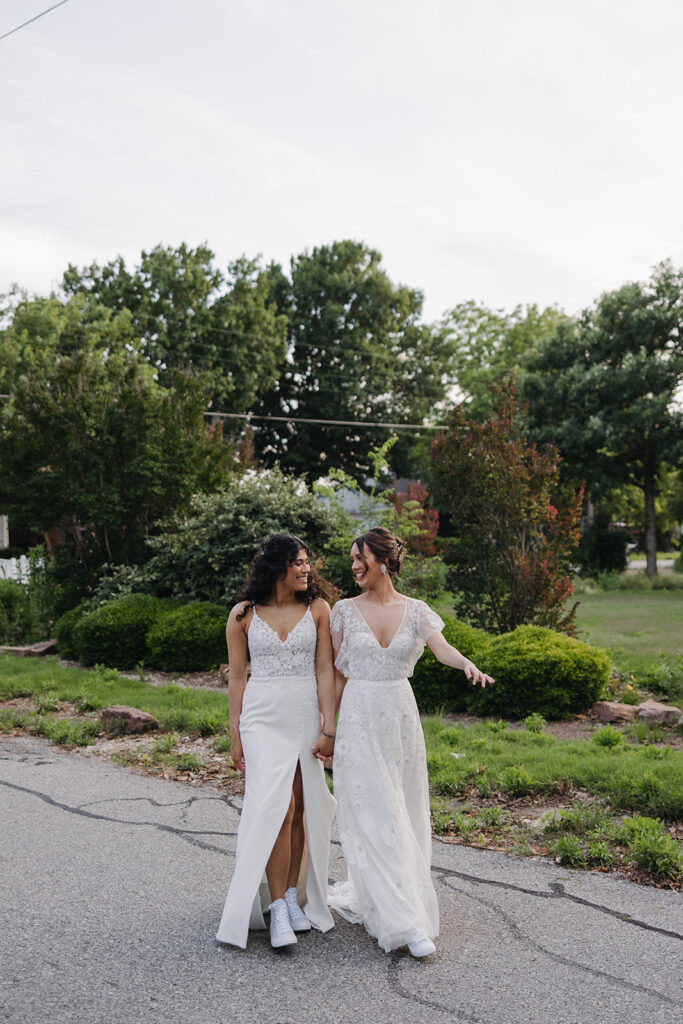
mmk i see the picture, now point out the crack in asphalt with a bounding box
[386,952,481,1023]
[437,873,682,1009]
[434,865,683,941]
[0,779,237,856]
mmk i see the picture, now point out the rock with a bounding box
[591,701,638,724]
[636,699,682,727]
[0,639,58,658]
[100,705,159,734]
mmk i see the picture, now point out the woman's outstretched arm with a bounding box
[426,631,495,688]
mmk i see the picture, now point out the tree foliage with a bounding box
[523,261,683,575]
[62,244,288,409]
[431,381,583,634]
[0,293,230,596]
[441,301,569,418]
[255,240,454,481]
[94,468,345,607]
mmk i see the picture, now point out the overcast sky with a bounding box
[1,0,682,321]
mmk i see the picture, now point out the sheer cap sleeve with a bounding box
[415,600,445,641]
[329,601,350,677]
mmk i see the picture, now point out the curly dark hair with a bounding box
[235,534,331,619]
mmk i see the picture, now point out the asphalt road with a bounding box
[1,735,681,1024]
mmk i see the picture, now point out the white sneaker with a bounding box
[408,937,436,958]
[284,886,312,932]
[269,899,297,948]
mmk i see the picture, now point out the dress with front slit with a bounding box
[216,606,336,948]
[328,596,444,952]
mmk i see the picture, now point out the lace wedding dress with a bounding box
[328,596,444,951]
[216,606,336,947]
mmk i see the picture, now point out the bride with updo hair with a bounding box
[329,526,493,958]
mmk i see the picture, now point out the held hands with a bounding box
[463,660,495,688]
[312,732,335,762]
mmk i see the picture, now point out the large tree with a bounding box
[62,244,288,410]
[0,294,230,593]
[523,261,683,576]
[440,300,569,419]
[254,241,454,481]
[431,381,583,635]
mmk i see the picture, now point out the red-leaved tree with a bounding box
[387,481,439,556]
[430,380,583,634]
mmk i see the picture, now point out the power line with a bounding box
[0,389,445,431]
[205,411,445,431]
[0,0,70,43]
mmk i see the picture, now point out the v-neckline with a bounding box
[350,596,408,650]
[252,605,310,645]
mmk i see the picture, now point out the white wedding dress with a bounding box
[216,606,336,947]
[328,596,444,952]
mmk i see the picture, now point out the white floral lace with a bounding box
[329,597,444,681]
[328,596,442,950]
[248,606,317,678]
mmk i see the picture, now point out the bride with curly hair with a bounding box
[216,534,336,949]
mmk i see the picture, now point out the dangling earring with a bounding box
[381,564,387,575]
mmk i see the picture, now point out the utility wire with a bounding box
[205,412,445,431]
[0,391,444,431]
[0,0,70,43]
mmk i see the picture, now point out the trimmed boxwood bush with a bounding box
[76,594,172,669]
[146,602,228,672]
[54,601,90,659]
[411,616,610,719]
[411,617,490,713]
[468,625,610,719]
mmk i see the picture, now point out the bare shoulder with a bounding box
[227,601,252,627]
[310,597,331,623]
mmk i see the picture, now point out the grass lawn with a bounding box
[574,589,683,673]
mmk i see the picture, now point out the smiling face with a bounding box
[350,541,385,589]
[283,548,311,591]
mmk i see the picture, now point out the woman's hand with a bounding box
[312,732,335,761]
[230,733,246,772]
[463,660,495,687]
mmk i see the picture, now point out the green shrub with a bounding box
[54,601,90,659]
[628,832,682,879]
[651,575,683,590]
[76,594,172,668]
[522,712,547,733]
[0,579,26,642]
[548,834,585,868]
[617,572,653,591]
[617,816,682,879]
[466,625,610,719]
[634,656,683,704]
[499,765,534,797]
[411,616,490,712]
[37,715,100,747]
[146,602,227,672]
[592,725,623,748]
[95,468,342,606]
[674,552,683,574]
[586,837,615,867]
